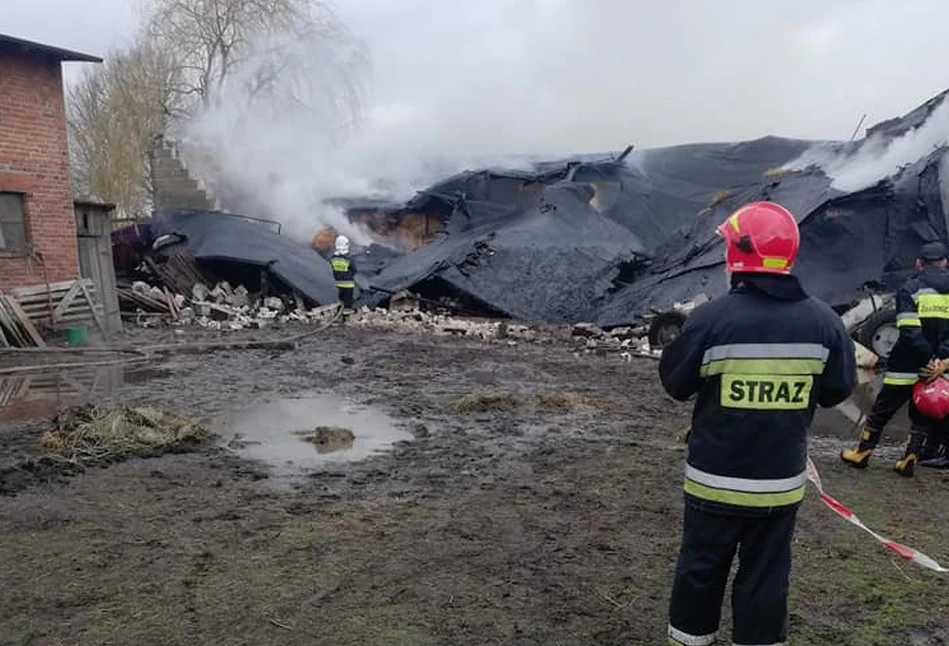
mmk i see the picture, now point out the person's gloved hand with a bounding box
[919,358,949,382]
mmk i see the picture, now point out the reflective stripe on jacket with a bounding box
[883,266,949,386]
[330,254,356,289]
[659,273,856,515]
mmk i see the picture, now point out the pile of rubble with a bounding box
[348,302,659,359]
[122,279,661,358]
[125,280,339,331]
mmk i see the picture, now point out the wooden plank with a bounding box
[11,280,84,298]
[2,296,46,346]
[0,297,31,347]
[53,281,83,318]
[78,278,108,336]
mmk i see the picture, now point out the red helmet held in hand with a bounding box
[912,377,949,421]
[716,201,800,275]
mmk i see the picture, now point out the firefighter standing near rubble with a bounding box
[841,241,949,475]
[330,234,357,320]
[658,201,856,646]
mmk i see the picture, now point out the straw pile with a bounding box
[41,404,212,460]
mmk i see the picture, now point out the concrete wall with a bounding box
[0,48,80,290]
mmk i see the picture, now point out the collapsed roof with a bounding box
[117,209,338,306]
[362,180,648,322]
[598,93,949,327]
[353,137,822,322]
[348,89,949,327]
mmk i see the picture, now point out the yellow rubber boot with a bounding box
[894,430,925,478]
[894,454,917,477]
[840,426,880,469]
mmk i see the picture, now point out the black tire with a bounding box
[856,307,898,361]
[648,311,687,349]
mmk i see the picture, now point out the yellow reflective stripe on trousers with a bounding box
[883,371,918,386]
[896,312,921,327]
[668,625,716,646]
[916,292,949,319]
[335,281,355,288]
[683,465,807,508]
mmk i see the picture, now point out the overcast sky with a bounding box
[4,0,948,153]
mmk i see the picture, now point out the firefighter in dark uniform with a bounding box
[841,241,949,475]
[330,234,357,320]
[659,201,856,646]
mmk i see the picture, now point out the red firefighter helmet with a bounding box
[912,377,949,421]
[716,201,800,274]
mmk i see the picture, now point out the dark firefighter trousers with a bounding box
[668,500,797,646]
[864,383,911,436]
[337,287,354,314]
[865,384,947,458]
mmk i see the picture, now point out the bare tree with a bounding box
[67,39,182,219]
[66,0,370,220]
[145,0,369,117]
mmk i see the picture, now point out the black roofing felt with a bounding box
[151,209,338,306]
[122,89,949,327]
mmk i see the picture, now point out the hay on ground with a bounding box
[535,392,598,411]
[449,391,519,413]
[41,404,212,460]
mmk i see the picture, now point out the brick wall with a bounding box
[0,48,79,291]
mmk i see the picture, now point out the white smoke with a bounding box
[173,0,949,243]
[783,95,949,193]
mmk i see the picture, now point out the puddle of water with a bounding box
[217,392,412,477]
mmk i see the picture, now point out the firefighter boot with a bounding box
[840,426,881,469]
[894,430,926,478]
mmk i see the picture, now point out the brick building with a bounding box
[0,33,101,291]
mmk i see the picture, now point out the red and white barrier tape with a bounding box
[805,456,948,573]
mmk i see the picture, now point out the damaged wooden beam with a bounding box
[0,294,46,348]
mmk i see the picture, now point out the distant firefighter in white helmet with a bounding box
[330,235,357,320]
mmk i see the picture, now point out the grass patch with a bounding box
[294,426,355,453]
[41,404,211,461]
[448,391,519,413]
[535,392,598,411]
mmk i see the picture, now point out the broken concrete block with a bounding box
[208,304,233,321]
[264,297,284,312]
[390,290,420,312]
[132,281,150,294]
[149,286,165,300]
[226,292,250,308]
[193,301,211,317]
[192,283,209,301]
[572,323,603,338]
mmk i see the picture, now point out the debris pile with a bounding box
[121,277,341,331]
[347,302,659,359]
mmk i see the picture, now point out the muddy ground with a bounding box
[1,325,948,646]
